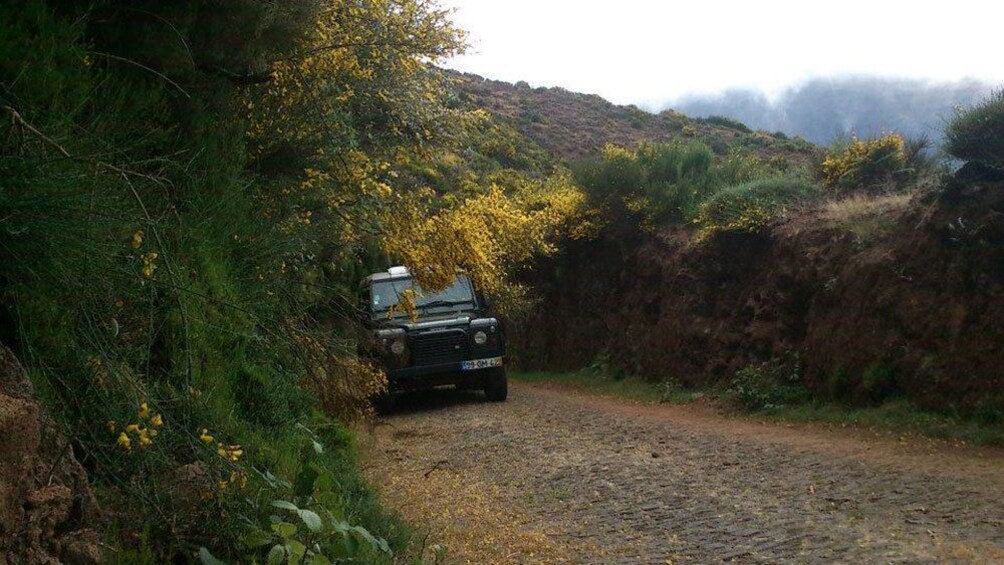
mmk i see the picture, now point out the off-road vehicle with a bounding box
[358,266,507,404]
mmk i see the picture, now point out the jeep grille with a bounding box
[412,329,468,365]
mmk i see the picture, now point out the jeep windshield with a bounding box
[369,276,476,319]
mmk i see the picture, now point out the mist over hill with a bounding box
[669,77,993,145]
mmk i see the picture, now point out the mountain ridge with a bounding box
[447,70,817,164]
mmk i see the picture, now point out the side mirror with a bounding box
[481,294,494,312]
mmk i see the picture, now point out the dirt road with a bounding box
[359,382,1004,563]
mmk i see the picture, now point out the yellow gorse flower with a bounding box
[140,252,159,279]
[217,471,248,491]
[131,230,144,249]
[199,429,214,443]
[137,427,156,447]
[109,400,165,450]
[820,134,905,189]
[217,443,244,462]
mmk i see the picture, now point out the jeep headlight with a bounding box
[473,330,488,345]
[389,338,407,355]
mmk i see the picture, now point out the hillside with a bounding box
[449,71,817,163]
[503,82,1004,421]
[441,68,1004,424]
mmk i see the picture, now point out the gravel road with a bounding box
[359,381,1004,564]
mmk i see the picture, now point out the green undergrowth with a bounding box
[511,371,1004,447]
[1,3,411,562]
[767,401,1004,446]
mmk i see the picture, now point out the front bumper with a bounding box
[385,355,504,391]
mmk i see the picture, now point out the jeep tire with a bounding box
[484,367,508,402]
[373,391,396,415]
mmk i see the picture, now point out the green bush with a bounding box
[859,363,898,404]
[573,141,786,228]
[694,177,820,240]
[727,352,810,411]
[698,115,753,133]
[945,90,1004,169]
[637,141,717,219]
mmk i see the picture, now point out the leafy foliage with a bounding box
[573,141,787,231]
[694,177,820,240]
[382,173,589,315]
[819,134,907,191]
[0,0,582,562]
[727,352,810,411]
[945,89,1004,170]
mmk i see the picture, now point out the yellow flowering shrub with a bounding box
[820,134,905,191]
[381,172,589,316]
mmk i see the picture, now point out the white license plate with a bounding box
[460,357,503,371]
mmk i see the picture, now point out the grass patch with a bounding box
[822,192,912,224]
[821,192,911,244]
[512,371,1004,447]
[775,401,1004,446]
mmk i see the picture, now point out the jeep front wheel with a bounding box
[484,367,508,402]
[373,391,397,415]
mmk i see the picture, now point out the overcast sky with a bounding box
[441,0,1004,107]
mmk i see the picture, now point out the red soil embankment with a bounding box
[514,177,1004,413]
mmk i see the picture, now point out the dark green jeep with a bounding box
[359,266,508,403]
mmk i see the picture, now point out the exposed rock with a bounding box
[0,393,39,537]
[169,462,212,513]
[0,344,102,565]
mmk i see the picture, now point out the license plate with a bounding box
[460,357,503,371]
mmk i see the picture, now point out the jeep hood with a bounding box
[375,314,473,332]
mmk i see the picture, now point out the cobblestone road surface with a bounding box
[360,382,1004,564]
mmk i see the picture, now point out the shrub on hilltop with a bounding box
[572,141,790,232]
[819,134,907,192]
[694,177,820,240]
[945,90,1004,170]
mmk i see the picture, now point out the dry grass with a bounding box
[822,192,913,240]
[823,192,912,222]
[359,427,576,564]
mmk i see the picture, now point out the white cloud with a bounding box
[441,0,1004,105]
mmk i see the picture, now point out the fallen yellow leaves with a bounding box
[368,465,568,563]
